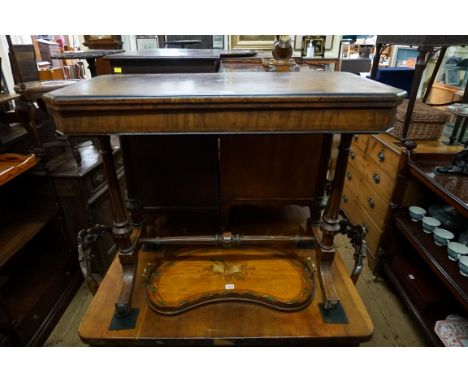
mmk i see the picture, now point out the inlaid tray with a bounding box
[143,247,315,315]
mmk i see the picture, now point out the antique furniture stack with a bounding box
[342,134,462,270]
[44,70,405,345]
[343,36,468,271]
[356,36,468,345]
[0,38,125,346]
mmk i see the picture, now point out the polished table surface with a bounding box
[44,71,405,135]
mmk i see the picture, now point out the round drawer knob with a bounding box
[377,151,385,162]
[372,174,380,184]
[342,195,348,203]
[95,173,104,182]
[353,136,358,142]
[368,197,375,208]
[350,150,355,160]
[346,171,352,181]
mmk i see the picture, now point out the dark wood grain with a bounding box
[44,72,405,135]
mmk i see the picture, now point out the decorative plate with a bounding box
[143,247,315,315]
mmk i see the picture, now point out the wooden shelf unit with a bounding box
[0,206,57,267]
[0,157,81,346]
[381,152,468,346]
[409,154,468,219]
[394,216,468,309]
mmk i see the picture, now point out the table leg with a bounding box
[458,117,468,144]
[97,136,136,316]
[370,43,384,80]
[317,134,353,309]
[309,134,333,224]
[449,115,463,145]
[85,58,97,78]
[119,136,143,226]
[401,46,432,140]
[422,47,447,104]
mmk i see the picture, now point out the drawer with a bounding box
[351,134,369,154]
[344,163,389,229]
[341,187,382,257]
[86,149,123,196]
[366,136,400,180]
[346,147,396,202]
[88,166,107,193]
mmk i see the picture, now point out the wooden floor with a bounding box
[44,234,427,346]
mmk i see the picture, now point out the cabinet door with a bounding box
[128,136,219,209]
[219,135,324,201]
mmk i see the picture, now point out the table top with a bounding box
[104,49,221,61]
[44,71,405,102]
[43,71,405,135]
[78,244,374,345]
[0,93,19,104]
[50,49,124,60]
[376,35,468,47]
[448,103,468,118]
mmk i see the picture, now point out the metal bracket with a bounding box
[77,224,112,295]
[339,219,368,284]
[319,302,349,324]
[109,308,139,330]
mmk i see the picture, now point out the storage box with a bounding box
[389,99,450,140]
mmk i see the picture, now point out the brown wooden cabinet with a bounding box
[341,133,461,270]
[31,139,124,274]
[0,162,81,346]
[378,152,467,345]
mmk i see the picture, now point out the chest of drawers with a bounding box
[341,133,460,271]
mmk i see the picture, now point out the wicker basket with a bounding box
[389,99,450,140]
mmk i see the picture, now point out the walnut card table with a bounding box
[44,71,405,344]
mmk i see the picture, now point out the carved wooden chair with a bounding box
[6,36,82,165]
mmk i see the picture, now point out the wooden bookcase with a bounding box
[0,159,82,346]
[380,152,468,346]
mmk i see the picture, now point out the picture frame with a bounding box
[136,35,159,50]
[229,35,276,50]
[300,36,326,57]
[295,35,334,53]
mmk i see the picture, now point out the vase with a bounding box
[272,35,293,60]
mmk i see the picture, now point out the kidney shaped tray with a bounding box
[143,247,315,315]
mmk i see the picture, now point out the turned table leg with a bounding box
[309,134,333,224]
[97,136,136,316]
[317,134,353,310]
[119,136,143,227]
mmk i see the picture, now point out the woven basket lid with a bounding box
[395,99,450,123]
